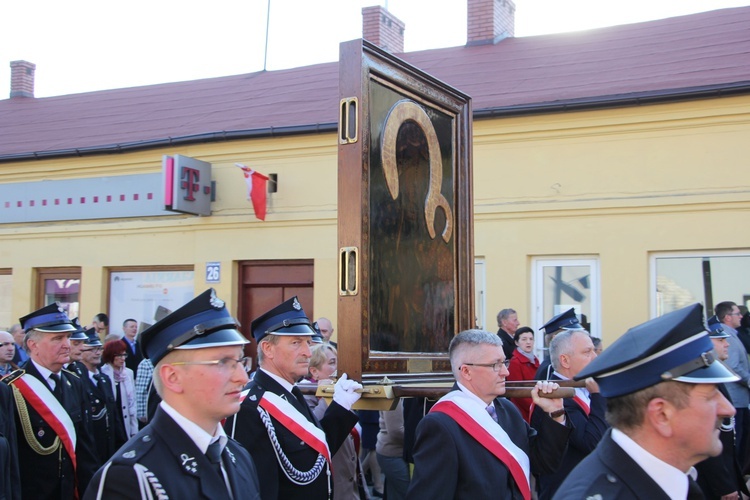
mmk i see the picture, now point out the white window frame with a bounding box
[474,258,486,330]
[531,257,601,358]
[649,249,750,318]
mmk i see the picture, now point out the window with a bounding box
[532,258,600,356]
[108,267,194,337]
[0,270,11,328]
[475,258,486,330]
[651,252,750,317]
[37,268,81,320]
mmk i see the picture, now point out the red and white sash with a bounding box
[12,373,78,471]
[573,388,590,416]
[431,390,531,500]
[259,391,331,465]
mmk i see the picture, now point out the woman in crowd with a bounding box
[101,340,138,446]
[305,344,369,500]
[376,399,410,500]
[506,326,540,422]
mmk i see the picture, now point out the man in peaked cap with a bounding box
[555,303,739,500]
[535,308,586,380]
[84,289,260,500]
[2,303,99,498]
[73,328,122,465]
[65,317,90,373]
[694,323,750,499]
[226,296,363,500]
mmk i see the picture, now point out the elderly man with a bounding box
[694,324,749,499]
[0,330,16,376]
[64,317,90,374]
[535,308,585,380]
[227,296,362,499]
[9,323,28,366]
[555,303,738,499]
[406,329,571,499]
[3,303,99,498]
[74,329,120,465]
[84,288,260,499]
[531,329,607,499]
[315,317,337,347]
[497,308,520,360]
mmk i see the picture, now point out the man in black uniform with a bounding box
[535,308,585,381]
[3,303,99,498]
[226,296,363,500]
[74,329,121,464]
[556,304,739,499]
[84,288,260,499]
[0,381,20,500]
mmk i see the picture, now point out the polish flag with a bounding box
[236,163,269,221]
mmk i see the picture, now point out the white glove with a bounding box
[332,373,362,411]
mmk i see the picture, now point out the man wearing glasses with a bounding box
[713,300,750,474]
[84,288,260,499]
[74,329,120,465]
[407,329,571,499]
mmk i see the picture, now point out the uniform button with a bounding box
[606,474,617,483]
[300,441,305,445]
[142,435,151,442]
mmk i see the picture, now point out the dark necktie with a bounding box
[206,440,224,477]
[49,373,63,402]
[291,386,315,423]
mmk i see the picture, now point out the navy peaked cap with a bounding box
[20,303,76,333]
[140,288,248,364]
[541,308,584,335]
[250,296,315,343]
[575,303,738,397]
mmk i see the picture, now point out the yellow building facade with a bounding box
[2,93,749,347]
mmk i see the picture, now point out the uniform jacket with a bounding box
[101,364,139,438]
[0,381,21,500]
[694,383,749,499]
[226,369,358,500]
[553,429,704,499]
[9,361,99,499]
[506,349,540,422]
[71,361,121,464]
[84,406,261,500]
[497,328,516,360]
[406,387,572,500]
[531,374,608,500]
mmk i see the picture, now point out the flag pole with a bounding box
[263,0,271,71]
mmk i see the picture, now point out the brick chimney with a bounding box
[10,60,36,98]
[362,6,405,53]
[467,0,515,46]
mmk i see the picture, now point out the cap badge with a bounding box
[292,298,301,311]
[56,303,64,313]
[209,290,225,310]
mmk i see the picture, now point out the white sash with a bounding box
[16,373,77,448]
[260,391,331,462]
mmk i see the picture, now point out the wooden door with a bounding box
[237,260,314,368]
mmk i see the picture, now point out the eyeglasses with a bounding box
[114,353,128,358]
[171,356,252,373]
[728,312,743,316]
[463,360,510,372]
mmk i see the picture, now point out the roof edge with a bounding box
[3,81,750,163]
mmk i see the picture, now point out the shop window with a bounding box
[108,267,194,337]
[652,252,750,317]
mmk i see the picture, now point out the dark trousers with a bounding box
[735,407,750,473]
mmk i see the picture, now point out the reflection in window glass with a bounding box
[542,265,593,332]
[655,255,750,316]
[44,278,80,319]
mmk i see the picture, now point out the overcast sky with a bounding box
[2,0,749,98]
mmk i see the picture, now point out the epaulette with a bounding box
[109,432,157,465]
[62,368,80,378]
[1,369,25,385]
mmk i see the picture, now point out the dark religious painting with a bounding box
[337,39,473,381]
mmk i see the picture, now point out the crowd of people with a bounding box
[1,294,749,499]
